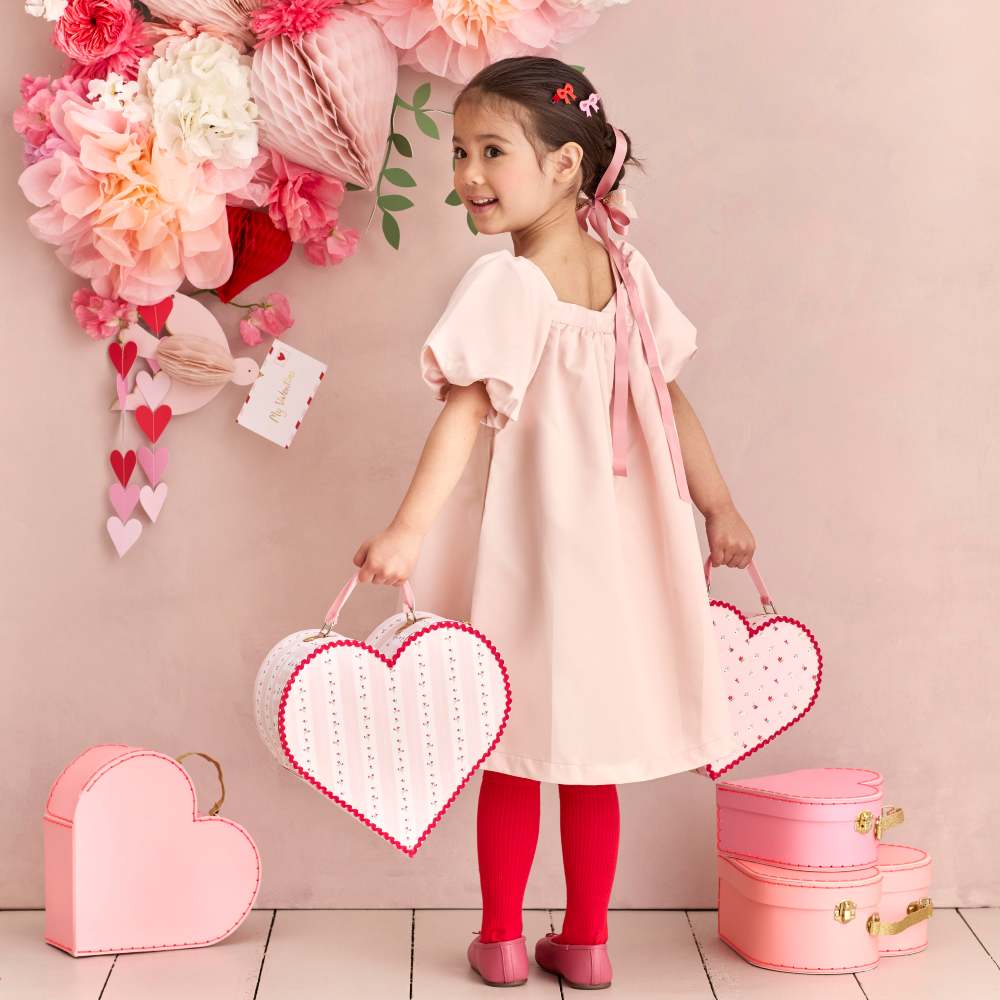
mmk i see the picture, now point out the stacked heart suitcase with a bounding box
[715,768,933,974]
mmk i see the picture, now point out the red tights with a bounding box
[475,768,620,945]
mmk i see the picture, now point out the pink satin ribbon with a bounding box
[576,129,692,503]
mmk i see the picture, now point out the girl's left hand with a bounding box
[705,503,756,569]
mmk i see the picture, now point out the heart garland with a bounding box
[105,339,174,557]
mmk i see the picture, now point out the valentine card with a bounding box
[236,339,326,448]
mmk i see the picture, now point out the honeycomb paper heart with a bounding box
[255,615,511,856]
[251,8,398,187]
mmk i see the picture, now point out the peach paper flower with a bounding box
[360,0,599,84]
[17,90,255,305]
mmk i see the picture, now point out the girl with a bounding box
[352,56,755,990]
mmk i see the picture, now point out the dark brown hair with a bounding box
[453,56,644,203]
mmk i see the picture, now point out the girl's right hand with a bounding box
[352,521,423,586]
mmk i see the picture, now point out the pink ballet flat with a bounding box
[534,931,613,990]
[467,930,529,987]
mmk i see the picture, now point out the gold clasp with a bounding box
[833,900,857,924]
[867,898,933,936]
[303,621,339,643]
[855,810,875,834]
[875,805,905,840]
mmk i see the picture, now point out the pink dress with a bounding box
[411,238,741,785]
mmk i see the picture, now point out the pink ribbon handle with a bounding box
[703,555,776,612]
[324,571,417,627]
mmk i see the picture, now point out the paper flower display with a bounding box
[251,6,398,187]
[142,0,262,49]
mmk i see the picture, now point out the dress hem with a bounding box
[480,730,742,785]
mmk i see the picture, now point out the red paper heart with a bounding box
[135,405,172,444]
[108,341,138,379]
[214,206,293,304]
[109,449,136,487]
[137,297,173,334]
[277,352,286,361]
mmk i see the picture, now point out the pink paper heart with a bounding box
[256,619,510,857]
[137,446,169,486]
[135,370,172,409]
[108,483,140,521]
[701,602,823,780]
[106,516,142,558]
[43,745,260,956]
[115,374,128,411]
[139,483,168,522]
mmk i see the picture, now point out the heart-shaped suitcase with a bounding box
[254,573,512,856]
[696,557,824,779]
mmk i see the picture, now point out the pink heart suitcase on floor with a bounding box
[716,767,905,871]
[43,745,260,957]
[716,842,933,974]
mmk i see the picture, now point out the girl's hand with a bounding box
[352,521,423,586]
[705,502,756,569]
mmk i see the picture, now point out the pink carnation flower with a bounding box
[361,0,599,84]
[13,73,88,160]
[266,151,348,244]
[18,90,255,305]
[52,0,142,67]
[70,287,137,339]
[239,292,293,346]
[251,0,346,43]
[304,225,360,267]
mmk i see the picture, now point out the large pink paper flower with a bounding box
[52,0,142,66]
[61,13,153,84]
[360,0,599,84]
[17,90,253,305]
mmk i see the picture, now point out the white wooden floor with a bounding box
[1,907,998,999]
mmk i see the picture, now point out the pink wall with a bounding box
[3,3,997,907]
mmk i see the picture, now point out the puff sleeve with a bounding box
[419,251,550,430]
[624,244,699,383]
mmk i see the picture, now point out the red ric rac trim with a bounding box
[703,600,824,781]
[277,620,512,858]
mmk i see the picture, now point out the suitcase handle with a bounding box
[867,897,933,936]
[703,556,776,614]
[323,571,417,629]
[174,751,226,817]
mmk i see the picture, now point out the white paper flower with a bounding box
[24,0,68,20]
[140,33,259,170]
[87,72,149,123]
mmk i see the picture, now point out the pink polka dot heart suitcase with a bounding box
[254,572,512,857]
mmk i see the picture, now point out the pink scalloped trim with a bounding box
[276,619,512,858]
[43,749,261,954]
[703,599,824,781]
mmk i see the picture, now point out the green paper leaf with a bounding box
[382,211,400,249]
[377,194,414,212]
[383,167,416,187]
[345,182,364,191]
[444,189,463,206]
[390,132,413,158]
[466,211,478,235]
[413,82,431,108]
[414,110,439,140]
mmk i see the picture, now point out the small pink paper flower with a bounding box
[70,287,137,339]
[239,292,294,346]
[13,73,88,161]
[251,0,346,43]
[52,0,142,67]
[266,151,348,244]
[305,226,360,267]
